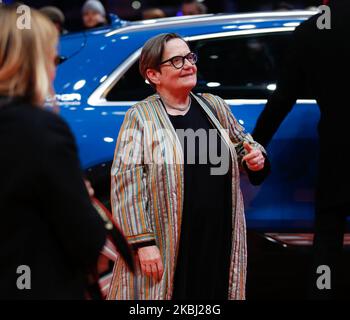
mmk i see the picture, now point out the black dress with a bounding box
[166,98,232,300]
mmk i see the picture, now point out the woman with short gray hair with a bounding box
[109,33,270,300]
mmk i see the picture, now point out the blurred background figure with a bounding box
[7,1,321,29]
[181,0,208,15]
[82,0,108,29]
[273,1,296,10]
[40,6,68,34]
[253,0,350,299]
[142,7,166,19]
[0,4,108,299]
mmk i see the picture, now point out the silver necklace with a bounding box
[162,97,191,112]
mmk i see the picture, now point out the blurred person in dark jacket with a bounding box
[252,0,350,299]
[0,5,107,299]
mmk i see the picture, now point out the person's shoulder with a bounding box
[18,103,74,144]
[133,94,160,110]
[196,93,227,109]
[25,105,72,138]
[40,110,76,149]
[0,101,63,132]
[0,101,75,155]
[126,93,161,119]
[197,92,219,102]
[40,108,72,134]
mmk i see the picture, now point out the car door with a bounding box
[189,29,319,232]
[98,26,320,233]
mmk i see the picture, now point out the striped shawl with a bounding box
[107,92,265,300]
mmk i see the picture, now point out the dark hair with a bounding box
[182,0,208,14]
[139,33,190,88]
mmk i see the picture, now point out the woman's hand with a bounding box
[137,245,164,282]
[242,142,265,171]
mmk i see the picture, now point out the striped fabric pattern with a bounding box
[107,93,266,300]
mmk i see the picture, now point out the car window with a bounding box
[192,32,295,99]
[105,31,309,102]
[106,60,154,101]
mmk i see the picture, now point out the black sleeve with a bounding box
[243,153,271,186]
[252,23,307,147]
[131,240,157,251]
[41,112,106,269]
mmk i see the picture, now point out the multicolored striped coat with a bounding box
[107,92,266,300]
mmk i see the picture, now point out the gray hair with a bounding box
[139,33,190,88]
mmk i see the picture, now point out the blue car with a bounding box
[55,11,324,296]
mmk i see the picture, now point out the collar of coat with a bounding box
[133,91,238,166]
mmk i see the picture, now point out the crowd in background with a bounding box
[7,0,322,33]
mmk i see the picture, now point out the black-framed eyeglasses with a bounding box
[160,52,197,69]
